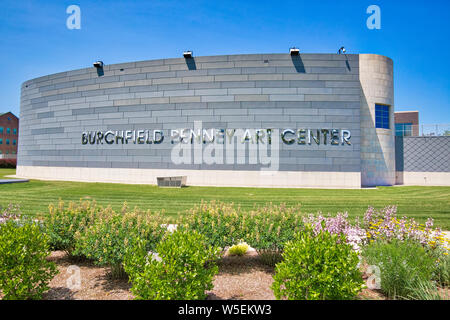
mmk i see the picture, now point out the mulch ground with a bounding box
[43,250,388,300]
[44,251,132,300]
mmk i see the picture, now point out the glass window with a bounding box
[13,128,17,135]
[0,127,3,133]
[395,123,413,136]
[375,104,390,129]
[6,128,10,134]
[6,139,9,145]
[13,140,16,145]
[0,138,2,144]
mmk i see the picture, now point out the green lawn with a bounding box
[0,168,449,229]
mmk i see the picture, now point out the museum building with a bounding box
[17,52,398,188]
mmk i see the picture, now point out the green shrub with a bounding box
[180,202,304,264]
[362,239,436,299]
[404,279,444,300]
[124,230,221,300]
[0,159,16,168]
[0,203,22,222]
[0,220,58,300]
[180,201,243,249]
[42,200,98,257]
[258,250,284,267]
[427,248,450,288]
[244,203,304,266]
[75,204,166,278]
[271,226,364,300]
[228,242,249,256]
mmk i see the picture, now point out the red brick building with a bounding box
[394,111,419,136]
[0,112,19,158]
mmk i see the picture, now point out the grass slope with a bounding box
[0,169,449,228]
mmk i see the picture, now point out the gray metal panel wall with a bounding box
[396,136,450,172]
[18,53,361,172]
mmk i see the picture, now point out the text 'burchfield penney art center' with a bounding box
[17,52,429,188]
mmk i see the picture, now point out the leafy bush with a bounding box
[180,201,243,249]
[244,203,304,265]
[362,239,436,299]
[42,200,98,257]
[228,242,249,256]
[425,247,449,288]
[435,253,450,287]
[124,230,221,300]
[180,202,305,264]
[404,279,444,300]
[0,220,58,300]
[258,250,284,267]
[0,159,16,168]
[271,226,364,300]
[245,204,303,250]
[0,203,22,224]
[75,204,167,278]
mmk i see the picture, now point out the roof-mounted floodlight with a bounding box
[93,61,104,68]
[289,47,300,56]
[338,47,346,54]
[183,51,193,58]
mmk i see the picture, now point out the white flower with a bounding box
[160,224,178,233]
[147,251,162,263]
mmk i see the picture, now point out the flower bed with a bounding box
[0,201,448,300]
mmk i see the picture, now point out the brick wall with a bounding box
[395,111,419,136]
[0,112,19,157]
[394,111,419,126]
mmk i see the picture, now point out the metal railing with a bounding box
[395,124,450,137]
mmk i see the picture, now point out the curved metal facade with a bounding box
[17,53,394,188]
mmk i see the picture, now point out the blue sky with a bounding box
[0,0,449,124]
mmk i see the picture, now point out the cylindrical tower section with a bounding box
[359,54,395,187]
